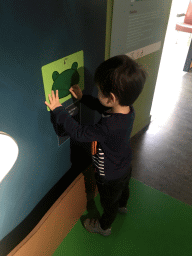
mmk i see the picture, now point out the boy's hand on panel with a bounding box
[45,90,62,111]
[45,84,82,111]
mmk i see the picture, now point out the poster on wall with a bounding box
[110,0,172,59]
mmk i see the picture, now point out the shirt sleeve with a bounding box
[50,106,108,142]
[80,94,111,114]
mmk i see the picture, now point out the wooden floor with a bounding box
[130,40,192,206]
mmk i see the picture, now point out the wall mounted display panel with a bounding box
[42,50,84,145]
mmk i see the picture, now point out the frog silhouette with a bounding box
[52,62,80,99]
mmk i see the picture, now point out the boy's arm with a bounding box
[80,95,111,114]
[50,106,107,141]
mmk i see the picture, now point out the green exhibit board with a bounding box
[110,0,172,137]
[42,50,84,111]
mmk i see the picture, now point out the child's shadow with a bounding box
[80,164,101,226]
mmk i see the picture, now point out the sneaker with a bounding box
[118,207,128,214]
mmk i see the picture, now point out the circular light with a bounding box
[0,132,19,183]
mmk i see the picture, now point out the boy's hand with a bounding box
[45,90,62,111]
[69,84,83,100]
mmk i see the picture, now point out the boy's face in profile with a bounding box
[96,84,130,114]
[97,85,114,107]
[97,85,102,102]
[97,85,107,106]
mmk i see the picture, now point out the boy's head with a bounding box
[94,55,148,107]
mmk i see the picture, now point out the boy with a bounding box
[45,54,147,237]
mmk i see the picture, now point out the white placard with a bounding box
[126,41,161,60]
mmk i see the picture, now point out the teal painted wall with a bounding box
[0,0,107,241]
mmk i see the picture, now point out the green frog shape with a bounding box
[52,62,79,99]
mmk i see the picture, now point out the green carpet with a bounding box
[53,178,192,256]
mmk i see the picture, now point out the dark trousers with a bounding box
[95,165,132,230]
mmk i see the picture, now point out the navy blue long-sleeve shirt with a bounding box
[50,94,135,181]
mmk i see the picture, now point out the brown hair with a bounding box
[94,55,148,106]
